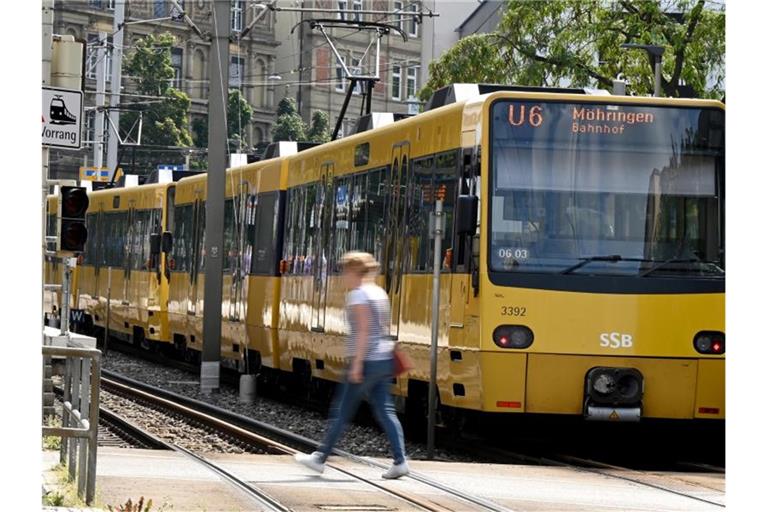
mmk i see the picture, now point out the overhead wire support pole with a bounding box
[106,0,125,177]
[201,0,231,393]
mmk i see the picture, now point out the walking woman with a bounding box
[294,251,409,479]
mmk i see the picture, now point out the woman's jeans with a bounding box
[317,358,406,465]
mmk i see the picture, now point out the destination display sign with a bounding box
[491,100,724,151]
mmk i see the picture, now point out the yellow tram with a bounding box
[47,85,724,422]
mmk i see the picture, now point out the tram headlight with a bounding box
[493,325,534,349]
[694,331,725,355]
[586,367,643,405]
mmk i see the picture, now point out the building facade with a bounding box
[274,0,423,138]
[51,0,280,178]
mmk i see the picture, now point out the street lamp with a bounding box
[620,43,665,97]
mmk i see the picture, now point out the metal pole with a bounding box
[653,56,662,97]
[106,0,125,175]
[104,268,111,357]
[86,352,100,505]
[61,260,72,336]
[42,0,53,295]
[94,31,107,169]
[427,199,443,459]
[201,0,231,393]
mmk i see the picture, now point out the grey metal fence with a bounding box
[42,345,101,505]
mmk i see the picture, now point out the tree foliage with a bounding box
[227,89,253,152]
[306,111,331,143]
[121,33,193,147]
[420,0,724,100]
[272,97,306,142]
[191,89,254,152]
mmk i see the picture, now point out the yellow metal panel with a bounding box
[695,359,725,419]
[480,286,724,358]
[526,354,698,418]
[479,352,527,412]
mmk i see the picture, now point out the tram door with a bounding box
[228,186,248,322]
[92,209,103,301]
[384,142,411,339]
[311,162,334,332]
[187,198,205,316]
[122,204,135,308]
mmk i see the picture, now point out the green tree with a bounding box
[272,97,306,141]
[306,110,331,143]
[227,89,253,152]
[420,0,724,100]
[418,34,509,103]
[191,89,254,152]
[121,33,193,147]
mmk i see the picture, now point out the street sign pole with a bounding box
[427,199,443,459]
[201,0,230,393]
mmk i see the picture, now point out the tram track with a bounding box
[456,438,724,508]
[101,369,512,512]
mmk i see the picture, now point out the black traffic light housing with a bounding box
[57,186,89,252]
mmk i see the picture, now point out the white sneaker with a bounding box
[294,451,325,473]
[382,462,409,479]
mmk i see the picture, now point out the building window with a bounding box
[337,0,348,20]
[352,0,362,21]
[406,65,419,99]
[86,33,112,83]
[407,3,419,37]
[154,0,166,18]
[232,0,244,33]
[336,55,346,92]
[229,55,244,88]
[393,1,403,32]
[391,64,401,101]
[171,48,183,89]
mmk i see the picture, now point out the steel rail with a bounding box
[101,370,510,512]
[99,385,292,512]
[552,454,725,507]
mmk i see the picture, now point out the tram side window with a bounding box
[350,172,367,254]
[172,204,193,272]
[104,211,128,268]
[252,192,278,275]
[283,186,308,275]
[435,150,458,269]
[332,176,351,271]
[197,203,206,272]
[407,156,433,272]
[223,198,236,273]
[365,168,386,262]
[293,184,316,275]
[406,152,458,272]
[83,213,97,265]
[282,188,297,273]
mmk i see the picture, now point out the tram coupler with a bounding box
[583,366,644,422]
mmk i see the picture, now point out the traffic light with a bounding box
[57,186,89,252]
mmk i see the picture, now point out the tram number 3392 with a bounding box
[501,306,526,317]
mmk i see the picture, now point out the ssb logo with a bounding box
[508,104,543,127]
[600,332,634,349]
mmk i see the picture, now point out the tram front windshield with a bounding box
[489,101,724,277]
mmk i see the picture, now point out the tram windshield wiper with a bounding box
[638,258,723,277]
[560,254,625,275]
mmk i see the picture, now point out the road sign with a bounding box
[42,86,83,149]
[80,166,118,182]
